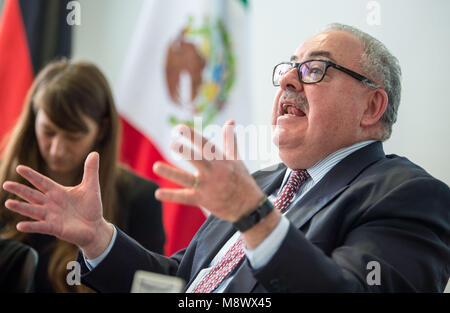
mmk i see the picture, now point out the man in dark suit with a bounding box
[3,23,450,292]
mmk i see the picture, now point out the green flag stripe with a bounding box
[239,0,249,9]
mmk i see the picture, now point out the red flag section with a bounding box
[0,0,72,147]
[0,0,33,145]
[120,117,206,256]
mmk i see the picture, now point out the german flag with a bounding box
[0,0,72,147]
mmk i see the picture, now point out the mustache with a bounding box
[279,90,309,113]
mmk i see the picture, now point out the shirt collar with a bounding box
[282,140,377,187]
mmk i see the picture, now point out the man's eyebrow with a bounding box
[290,51,337,63]
[307,50,336,62]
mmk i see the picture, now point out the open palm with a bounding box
[3,152,105,249]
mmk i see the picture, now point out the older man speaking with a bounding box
[3,24,449,292]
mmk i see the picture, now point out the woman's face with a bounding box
[35,109,100,178]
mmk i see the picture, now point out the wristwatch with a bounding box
[232,196,274,232]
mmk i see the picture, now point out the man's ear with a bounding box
[361,88,388,127]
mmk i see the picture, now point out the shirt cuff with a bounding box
[83,225,118,271]
[243,215,290,270]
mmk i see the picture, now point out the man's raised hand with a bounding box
[153,121,265,223]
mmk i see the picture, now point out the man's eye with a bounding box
[310,67,323,74]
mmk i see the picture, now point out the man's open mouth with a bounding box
[280,102,306,117]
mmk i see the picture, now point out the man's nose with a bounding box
[49,137,66,157]
[279,67,304,92]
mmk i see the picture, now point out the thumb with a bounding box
[82,152,100,188]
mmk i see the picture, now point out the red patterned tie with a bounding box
[273,169,310,213]
[192,169,309,293]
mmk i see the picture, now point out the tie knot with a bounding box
[287,169,310,188]
[273,169,310,213]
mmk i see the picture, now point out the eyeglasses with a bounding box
[272,59,379,89]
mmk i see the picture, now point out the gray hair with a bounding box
[324,23,402,141]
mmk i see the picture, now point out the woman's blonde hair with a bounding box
[0,59,121,292]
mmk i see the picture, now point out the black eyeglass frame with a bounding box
[272,59,379,89]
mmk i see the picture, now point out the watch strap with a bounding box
[232,196,274,232]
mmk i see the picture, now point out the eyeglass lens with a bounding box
[273,61,327,85]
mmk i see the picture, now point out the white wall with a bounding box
[250,0,450,185]
[70,0,450,185]
[71,0,144,91]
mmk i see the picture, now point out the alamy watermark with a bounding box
[66,1,81,26]
[366,261,381,286]
[366,1,381,26]
[65,259,382,287]
[169,118,281,171]
[66,260,81,286]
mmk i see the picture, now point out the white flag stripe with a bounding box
[117,0,254,171]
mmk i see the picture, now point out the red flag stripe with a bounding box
[119,116,206,256]
[0,0,33,144]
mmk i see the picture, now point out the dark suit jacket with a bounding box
[0,239,38,292]
[78,142,450,292]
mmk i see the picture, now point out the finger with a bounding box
[16,165,58,193]
[178,124,209,150]
[223,120,239,160]
[154,188,197,206]
[170,141,212,168]
[16,221,54,236]
[178,124,226,162]
[3,181,46,205]
[5,199,46,221]
[153,162,197,188]
[170,140,202,161]
[82,152,100,189]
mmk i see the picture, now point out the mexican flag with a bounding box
[117,0,252,256]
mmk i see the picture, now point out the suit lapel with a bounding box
[285,141,386,229]
[193,165,287,262]
[188,218,234,281]
[253,162,287,195]
[187,164,287,288]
